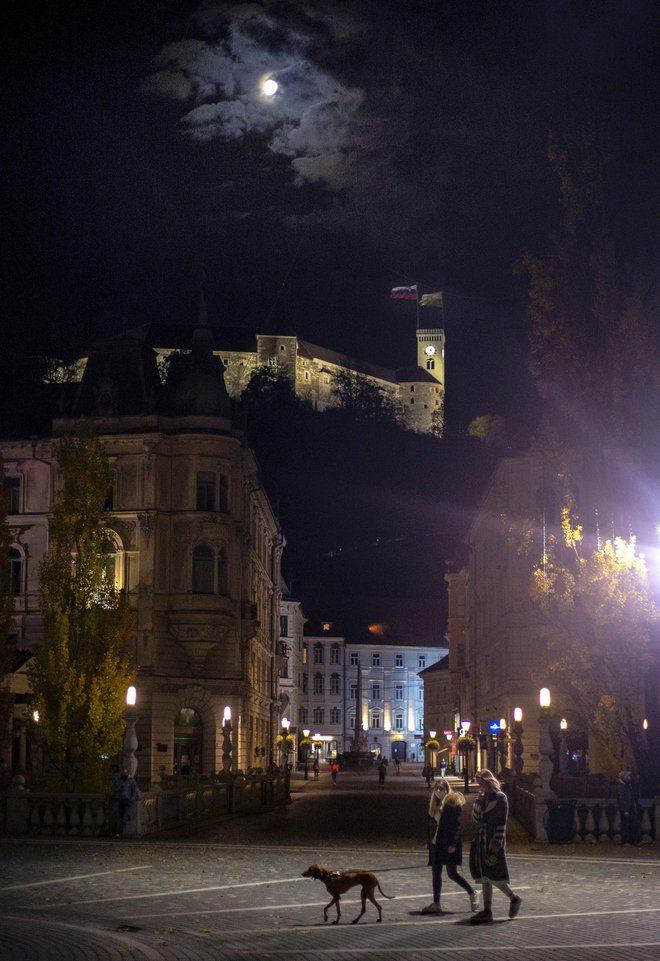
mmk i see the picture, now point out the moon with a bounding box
[263,77,278,97]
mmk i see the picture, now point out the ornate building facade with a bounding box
[3,315,285,781]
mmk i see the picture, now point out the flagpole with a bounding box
[416,283,419,330]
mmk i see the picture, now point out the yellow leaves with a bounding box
[561,504,582,552]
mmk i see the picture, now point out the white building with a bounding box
[295,628,448,763]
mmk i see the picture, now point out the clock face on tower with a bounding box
[424,344,436,356]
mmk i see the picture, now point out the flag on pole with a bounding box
[390,285,418,300]
[419,291,443,308]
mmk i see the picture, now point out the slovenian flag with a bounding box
[390,285,418,301]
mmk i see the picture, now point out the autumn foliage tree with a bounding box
[516,130,660,792]
[28,434,134,791]
[530,495,659,787]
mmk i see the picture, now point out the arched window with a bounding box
[192,545,214,593]
[8,548,22,594]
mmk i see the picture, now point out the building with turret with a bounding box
[3,294,285,781]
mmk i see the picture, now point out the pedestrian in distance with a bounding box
[377,758,387,786]
[394,757,401,775]
[423,763,433,788]
[422,778,479,915]
[439,758,448,779]
[112,768,138,838]
[469,769,522,924]
[312,758,320,779]
[616,770,641,845]
[330,761,339,783]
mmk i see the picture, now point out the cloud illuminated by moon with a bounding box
[141,2,373,191]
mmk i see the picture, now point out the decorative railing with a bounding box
[511,782,657,844]
[0,772,290,838]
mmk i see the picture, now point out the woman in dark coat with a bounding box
[423,778,479,914]
[469,769,522,924]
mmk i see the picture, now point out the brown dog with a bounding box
[302,863,395,924]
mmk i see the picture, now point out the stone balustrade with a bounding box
[0,772,290,838]
[512,782,657,844]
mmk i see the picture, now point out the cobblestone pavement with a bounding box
[1,768,659,960]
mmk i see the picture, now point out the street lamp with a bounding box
[222,706,233,776]
[559,717,569,774]
[429,729,437,780]
[123,686,138,778]
[512,707,524,776]
[498,717,508,775]
[460,720,472,794]
[302,728,310,780]
[538,688,554,796]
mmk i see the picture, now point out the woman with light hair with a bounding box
[469,769,522,923]
[422,778,479,914]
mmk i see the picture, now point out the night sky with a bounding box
[5,1,659,400]
[3,1,660,630]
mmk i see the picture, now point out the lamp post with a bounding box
[558,717,569,774]
[222,706,233,776]
[512,707,524,776]
[461,720,472,794]
[537,688,554,796]
[497,717,508,777]
[123,686,139,778]
[302,728,310,780]
[429,729,437,780]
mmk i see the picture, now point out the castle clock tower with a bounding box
[417,328,445,385]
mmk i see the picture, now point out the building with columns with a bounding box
[3,311,285,782]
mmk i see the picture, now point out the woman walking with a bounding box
[422,778,479,914]
[469,769,522,923]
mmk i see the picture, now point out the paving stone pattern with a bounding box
[1,769,658,960]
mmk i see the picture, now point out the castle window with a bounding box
[268,357,277,366]
[330,706,341,724]
[313,673,324,695]
[410,386,414,392]
[330,673,341,695]
[304,371,310,381]
[313,643,324,664]
[426,359,435,370]
[313,707,324,724]
[418,655,426,668]
[330,643,340,664]
[280,345,286,352]
[372,652,380,667]
[395,653,403,667]
[350,652,359,666]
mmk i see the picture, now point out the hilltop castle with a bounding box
[63,319,445,435]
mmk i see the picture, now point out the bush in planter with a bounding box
[457,735,476,753]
